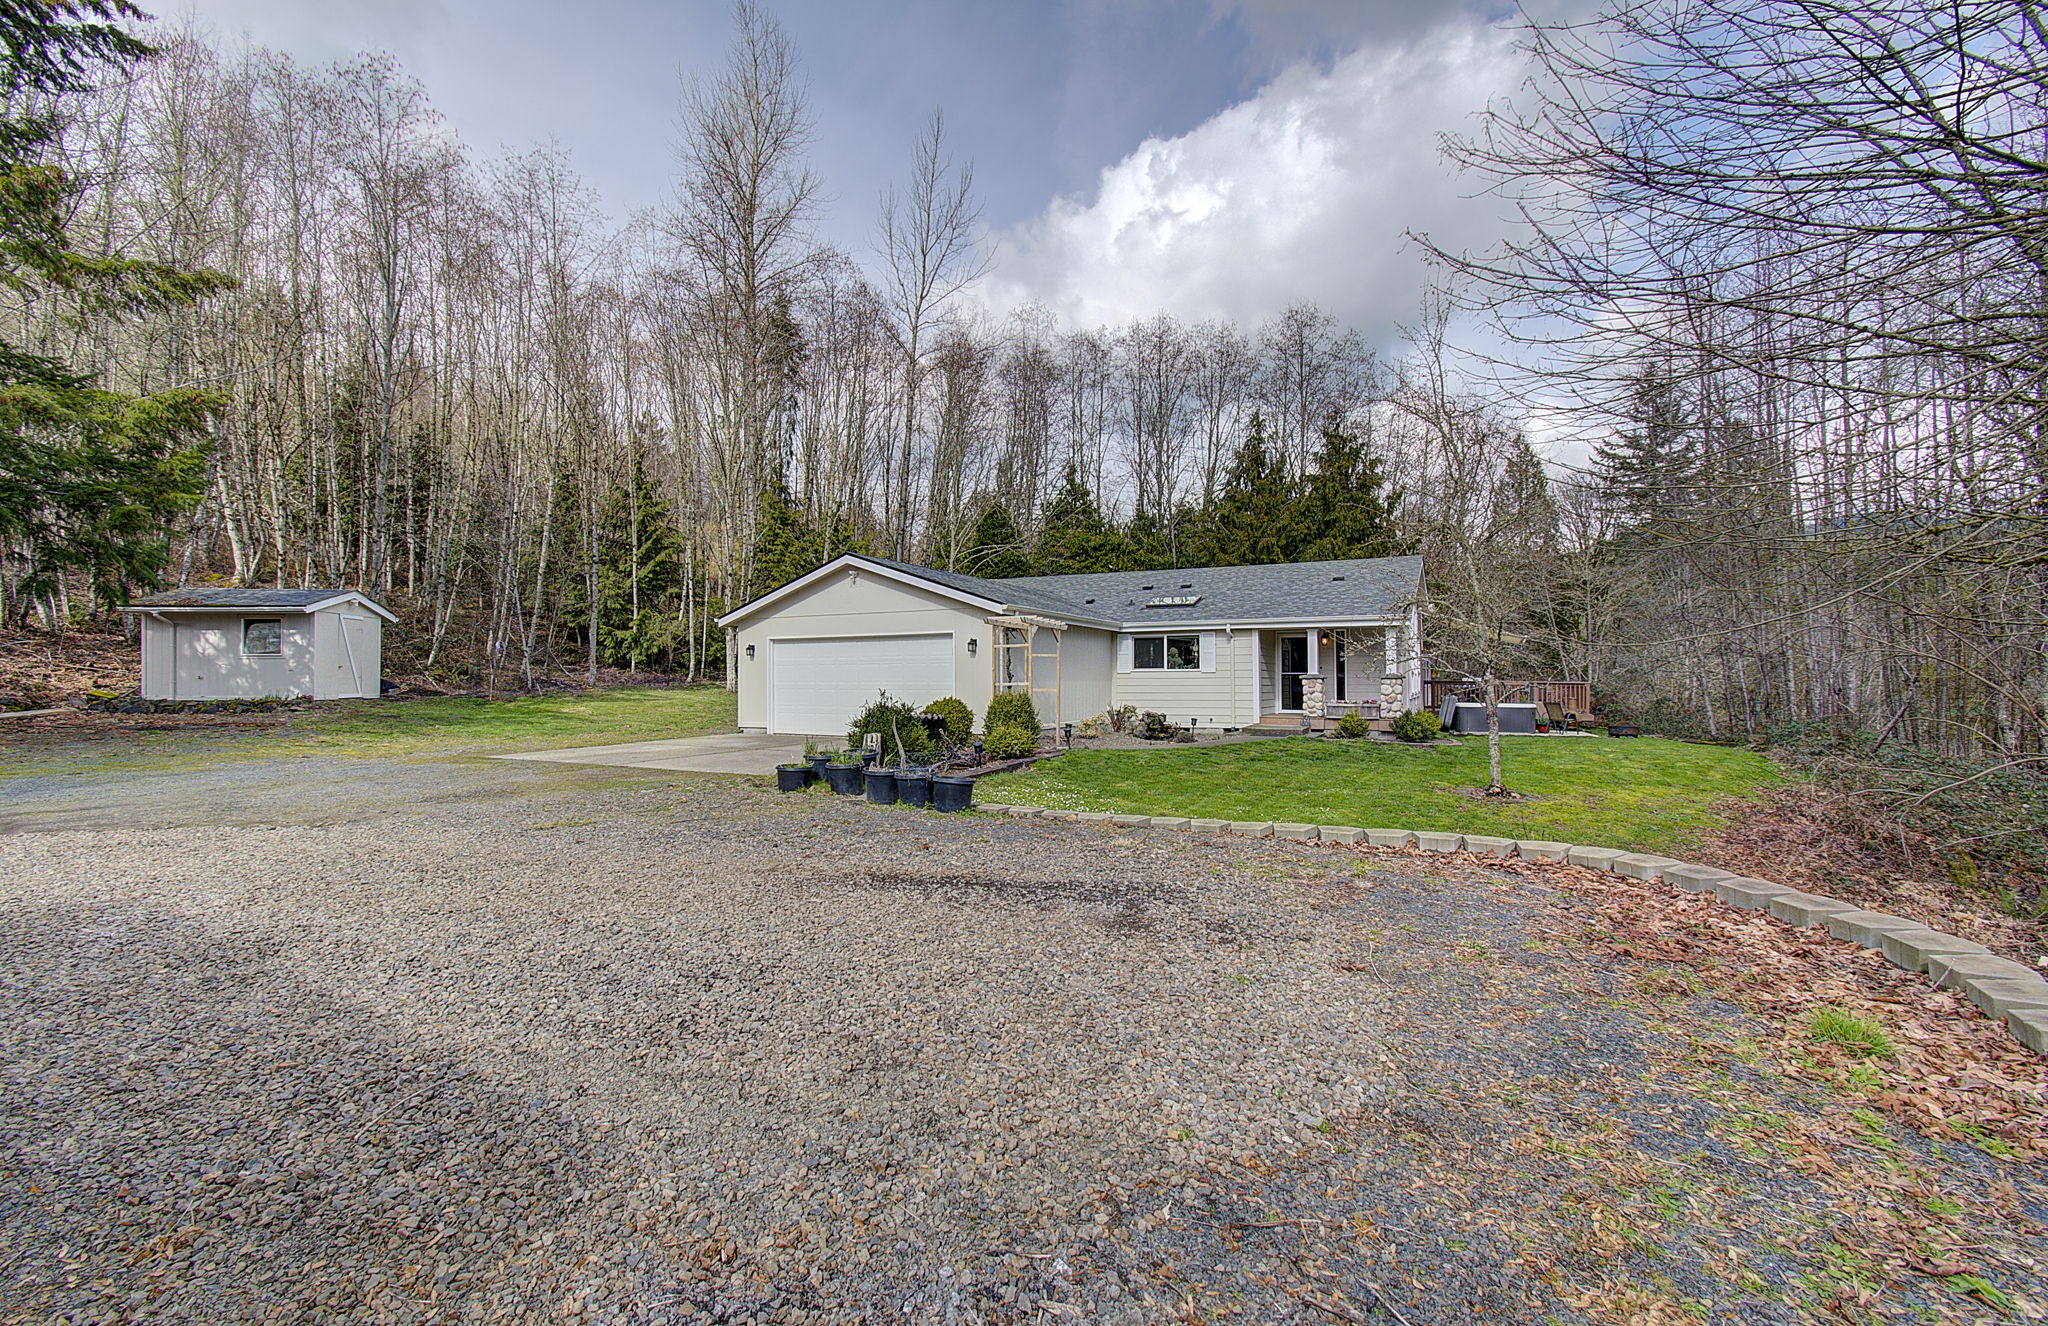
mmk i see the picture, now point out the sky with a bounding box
[164,0,1564,353]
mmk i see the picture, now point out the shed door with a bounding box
[768,634,954,737]
[173,622,233,700]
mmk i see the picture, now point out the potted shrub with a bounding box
[775,760,812,792]
[923,696,975,744]
[805,741,831,779]
[864,764,899,805]
[822,750,865,795]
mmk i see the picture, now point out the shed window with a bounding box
[243,618,282,655]
[1132,634,1200,670]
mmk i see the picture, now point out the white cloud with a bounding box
[979,20,1529,343]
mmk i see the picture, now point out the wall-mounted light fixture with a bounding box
[745,644,755,659]
[1318,630,1333,648]
[967,637,978,657]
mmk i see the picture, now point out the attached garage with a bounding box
[768,633,955,736]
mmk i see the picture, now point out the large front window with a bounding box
[1133,634,1200,670]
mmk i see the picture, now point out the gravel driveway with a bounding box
[2,752,2042,1325]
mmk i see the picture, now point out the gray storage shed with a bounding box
[120,588,396,701]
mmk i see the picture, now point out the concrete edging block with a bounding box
[1110,814,1151,828]
[1765,892,1865,928]
[1567,845,1627,871]
[1661,864,1736,893]
[1823,909,1921,947]
[1319,826,1366,844]
[1274,823,1318,841]
[1711,877,1793,911]
[1461,835,1517,857]
[1925,952,2038,989]
[1363,829,1416,849]
[2007,1007,2048,1055]
[1000,805,1041,819]
[1039,809,1078,822]
[1879,927,1993,973]
[977,802,1011,813]
[1148,816,1191,831]
[1074,811,1113,824]
[1515,840,1571,863]
[1961,976,2048,1021]
[1414,831,1465,853]
[1611,854,1683,882]
[1188,818,1229,834]
[1230,821,1275,838]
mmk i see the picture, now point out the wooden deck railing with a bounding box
[1422,678,1593,717]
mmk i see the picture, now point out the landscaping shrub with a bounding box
[982,721,1038,760]
[922,696,974,743]
[985,690,1040,734]
[1107,703,1138,733]
[1388,708,1442,743]
[847,691,937,763]
[1135,710,1182,740]
[1335,711,1371,739]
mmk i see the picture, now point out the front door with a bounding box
[1279,635,1309,710]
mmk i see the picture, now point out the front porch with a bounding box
[1250,623,1420,731]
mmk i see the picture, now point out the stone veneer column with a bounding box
[1302,675,1325,719]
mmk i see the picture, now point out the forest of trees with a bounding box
[3,0,2042,775]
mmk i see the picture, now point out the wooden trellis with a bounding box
[988,614,1066,731]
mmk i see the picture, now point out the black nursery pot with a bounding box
[775,764,811,792]
[864,767,899,805]
[823,762,864,795]
[806,753,832,778]
[896,769,933,808]
[930,775,974,813]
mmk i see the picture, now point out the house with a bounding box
[717,552,1424,736]
[120,588,396,701]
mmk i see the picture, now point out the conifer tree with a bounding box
[955,502,1032,578]
[1032,462,1127,574]
[0,1,233,622]
[1291,423,1403,562]
[1188,413,1295,566]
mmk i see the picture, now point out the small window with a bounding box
[1132,634,1199,670]
[243,618,282,655]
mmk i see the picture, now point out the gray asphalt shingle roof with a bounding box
[124,587,379,611]
[862,554,1421,627]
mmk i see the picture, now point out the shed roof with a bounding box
[122,587,397,622]
[724,553,1421,630]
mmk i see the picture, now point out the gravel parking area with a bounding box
[2,753,2043,1324]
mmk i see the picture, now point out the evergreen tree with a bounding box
[1032,462,1128,574]
[749,477,864,596]
[1187,413,1296,566]
[955,501,1033,578]
[1595,368,1699,532]
[0,1,233,622]
[1290,423,1403,562]
[589,466,687,669]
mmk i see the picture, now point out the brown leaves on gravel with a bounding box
[1507,857,2048,1163]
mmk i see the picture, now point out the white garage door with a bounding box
[768,634,955,736]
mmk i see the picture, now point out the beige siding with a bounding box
[1111,630,1258,727]
[167,613,315,699]
[1050,627,1114,728]
[731,567,993,732]
[313,606,384,699]
[138,618,176,700]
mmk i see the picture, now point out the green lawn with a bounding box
[2,685,739,778]
[979,734,1786,856]
[286,685,738,757]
